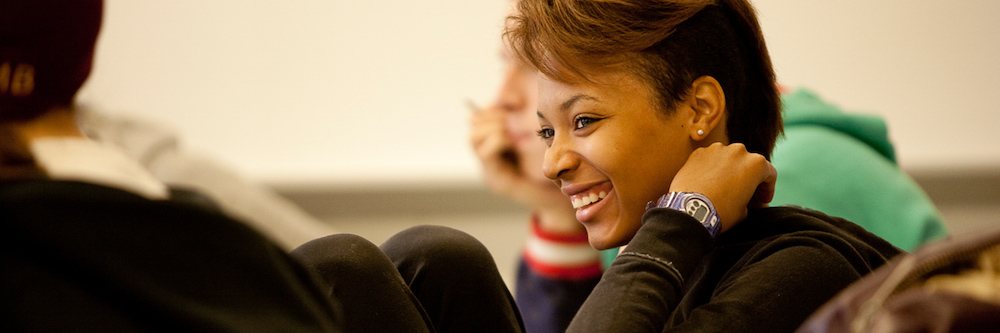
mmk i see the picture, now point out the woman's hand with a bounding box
[669,142,777,233]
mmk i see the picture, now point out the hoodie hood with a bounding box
[781,88,896,164]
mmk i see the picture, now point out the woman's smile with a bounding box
[564,182,614,222]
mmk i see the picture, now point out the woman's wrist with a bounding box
[647,192,721,238]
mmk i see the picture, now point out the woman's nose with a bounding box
[542,136,578,181]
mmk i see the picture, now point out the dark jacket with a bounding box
[0,180,342,332]
[566,206,902,332]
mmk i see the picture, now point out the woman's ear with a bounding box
[687,76,726,141]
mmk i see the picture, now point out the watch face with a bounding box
[684,198,710,223]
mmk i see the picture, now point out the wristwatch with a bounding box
[648,192,721,238]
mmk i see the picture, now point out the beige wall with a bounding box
[754,0,1000,171]
[77,0,1000,185]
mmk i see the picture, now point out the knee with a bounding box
[292,234,389,278]
[382,225,496,271]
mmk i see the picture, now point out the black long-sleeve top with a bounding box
[566,206,902,332]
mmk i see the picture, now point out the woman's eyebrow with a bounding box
[538,94,599,120]
[561,94,597,112]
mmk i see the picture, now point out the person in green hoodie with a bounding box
[771,88,948,251]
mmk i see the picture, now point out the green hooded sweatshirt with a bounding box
[770,88,948,251]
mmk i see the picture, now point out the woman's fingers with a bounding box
[670,143,777,232]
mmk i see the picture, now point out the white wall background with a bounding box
[754,0,1000,172]
[77,0,1000,186]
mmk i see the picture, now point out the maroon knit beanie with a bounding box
[0,0,103,121]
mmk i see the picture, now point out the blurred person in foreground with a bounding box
[0,1,342,330]
[77,107,336,251]
[0,1,523,331]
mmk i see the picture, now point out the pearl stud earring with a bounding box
[697,129,705,136]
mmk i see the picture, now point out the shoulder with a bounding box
[728,206,889,242]
[707,207,902,301]
[1,179,266,251]
[1,180,340,331]
[718,206,902,270]
[721,206,856,241]
[1,179,142,202]
[674,207,900,332]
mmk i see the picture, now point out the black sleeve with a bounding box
[567,208,712,333]
[667,235,867,332]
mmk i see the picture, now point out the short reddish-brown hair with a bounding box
[505,0,782,158]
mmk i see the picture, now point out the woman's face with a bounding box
[537,72,696,249]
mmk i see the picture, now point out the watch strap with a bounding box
[648,192,721,238]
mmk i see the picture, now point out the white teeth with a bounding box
[572,190,607,209]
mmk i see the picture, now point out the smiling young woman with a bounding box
[536,71,698,250]
[505,0,903,332]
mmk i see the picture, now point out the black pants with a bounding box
[291,225,524,333]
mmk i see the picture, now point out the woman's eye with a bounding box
[537,128,554,140]
[574,116,599,130]
[536,128,555,146]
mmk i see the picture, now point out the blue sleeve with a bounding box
[515,259,600,333]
